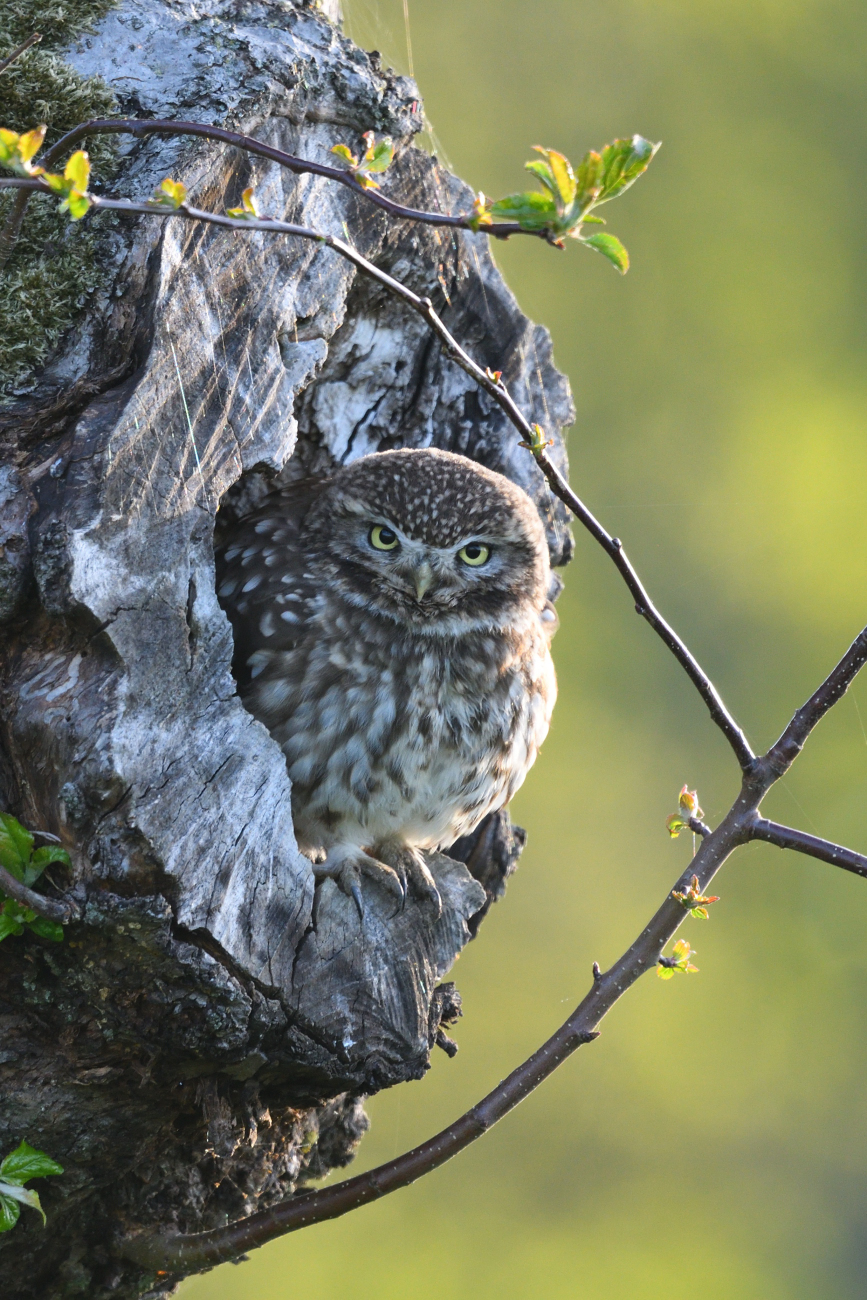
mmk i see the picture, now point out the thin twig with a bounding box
[531,445,755,769]
[763,626,867,778]
[0,189,30,272]
[0,864,74,924]
[0,32,41,77]
[751,818,867,879]
[40,117,551,242]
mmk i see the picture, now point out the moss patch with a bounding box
[0,0,118,395]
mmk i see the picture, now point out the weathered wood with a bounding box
[0,2,573,1295]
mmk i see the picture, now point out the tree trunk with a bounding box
[0,2,573,1295]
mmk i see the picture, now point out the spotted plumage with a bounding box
[215,448,558,914]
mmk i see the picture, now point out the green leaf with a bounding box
[581,213,605,224]
[0,813,34,879]
[0,1183,44,1226]
[0,125,46,176]
[580,232,630,273]
[0,1193,20,1232]
[38,170,67,195]
[227,186,261,220]
[524,158,556,194]
[597,135,659,204]
[330,143,357,165]
[363,135,394,174]
[63,191,92,221]
[26,916,64,942]
[574,149,603,209]
[0,1142,63,1228]
[530,147,576,208]
[0,128,19,166]
[31,845,71,874]
[152,178,187,209]
[63,150,90,193]
[0,1141,64,1187]
[490,190,557,230]
[0,906,27,943]
[17,126,46,167]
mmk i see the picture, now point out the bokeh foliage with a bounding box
[175,0,867,1296]
[0,0,115,395]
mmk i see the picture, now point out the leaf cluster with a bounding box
[657,938,699,979]
[0,812,70,943]
[671,874,720,921]
[0,1141,63,1234]
[666,785,704,838]
[0,125,92,216]
[331,131,395,189]
[476,135,659,271]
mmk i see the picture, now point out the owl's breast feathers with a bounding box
[216,462,558,853]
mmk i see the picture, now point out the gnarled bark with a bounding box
[0,2,573,1295]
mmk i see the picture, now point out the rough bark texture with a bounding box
[0,2,573,1295]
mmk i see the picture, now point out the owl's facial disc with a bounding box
[317,454,551,629]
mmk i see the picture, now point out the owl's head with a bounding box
[307,448,552,631]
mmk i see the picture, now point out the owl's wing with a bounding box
[215,477,326,686]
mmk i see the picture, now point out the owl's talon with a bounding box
[392,865,409,910]
[314,850,402,918]
[375,844,442,915]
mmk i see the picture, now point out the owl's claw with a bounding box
[314,848,405,921]
[390,863,409,913]
[375,844,443,918]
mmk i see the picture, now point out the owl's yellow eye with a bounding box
[457,543,490,567]
[369,525,399,551]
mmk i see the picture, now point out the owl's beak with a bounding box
[413,560,434,602]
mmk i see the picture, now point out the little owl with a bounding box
[215,448,558,916]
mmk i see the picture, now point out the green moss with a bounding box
[0,0,118,394]
[0,0,116,49]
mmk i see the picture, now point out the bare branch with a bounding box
[751,818,867,879]
[40,117,550,242]
[531,445,755,769]
[763,625,867,779]
[0,32,41,77]
[0,863,74,924]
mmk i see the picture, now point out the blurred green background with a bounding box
[182,1,867,1296]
